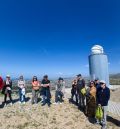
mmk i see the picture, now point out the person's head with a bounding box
[19,75,24,81]
[95,78,99,84]
[100,80,106,89]
[58,77,64,83]
[89,81,95,88]
[44,75,48,81]
[76,74,82,80]
[33,76,38,82]
[6,75,10,80]
[73,79,77,85]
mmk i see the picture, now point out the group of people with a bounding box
[0,75,65,107]
[71,74,110,129]
[0,74,110,129]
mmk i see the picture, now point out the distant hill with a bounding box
[110,73,120,85]
[110,73,120,79]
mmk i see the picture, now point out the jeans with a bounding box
[102,106,108,126]
[31,89,39,104]
[71,92,78,103]
[4,90,13,103]
[19,89,25,102]
[42,89,51,105]
[55,91,63,103]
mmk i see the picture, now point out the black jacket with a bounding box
[97,87,110,106]
[77,79,85,91]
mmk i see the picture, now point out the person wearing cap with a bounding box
[2,75,13,106]
[76,74,86,110]
[31,76,40,104]
[54,77,65,105]
[41,75,51,107]
[18,75,26,104]
[71,79,78,105]
[96,80,110,129]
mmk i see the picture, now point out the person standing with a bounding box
[71,79,78,105]
[86,81,96,117]
[0,75,4,91]
[76,74,85,110]
[18,76,26,104]
[54,77,65,104]
[96,80,110,129]
[41,75,51,107]
[31,76,40,104]
[2,75,13,106]
[0,75,4,105]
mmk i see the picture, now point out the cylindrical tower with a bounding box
[89,45,109,87]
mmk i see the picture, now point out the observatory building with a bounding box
[89,45,109,87]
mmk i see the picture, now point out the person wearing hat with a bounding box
[31,76,40,104]
[2,75,13,106]
[54,77,65,105]
[96,80,110,129]
[76,74,86,110]
[41,75,51,107]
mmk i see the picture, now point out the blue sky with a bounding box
[0,0,120,78]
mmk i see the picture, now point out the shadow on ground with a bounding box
[107,115,120,127]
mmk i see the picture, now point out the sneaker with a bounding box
[102,125,107,129]
[23,102,26,105]
[95,121,100,125]
[53,102,58,105]
[10,103,13,106]
[60,102,63,105]
[19,101,22,104]
[4,103,7,107]
[48,103,51,107]
[41,103,46,106]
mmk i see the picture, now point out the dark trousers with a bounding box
[55,91,63,103]
[71,92,78,103]
[43,89,51,104]
[78,92,85,108]
[4,90,12,103]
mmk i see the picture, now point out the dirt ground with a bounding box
[110,88,120,103]
[0,92,120,129]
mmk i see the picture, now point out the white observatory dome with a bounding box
[91,45,104,54]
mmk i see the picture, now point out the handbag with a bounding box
[95,106,103,120]
[80,88,86,95]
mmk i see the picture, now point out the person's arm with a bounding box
[62,82,65,93]
[18,81,20,88]
[106,88,110,101]
[24,80,26,88]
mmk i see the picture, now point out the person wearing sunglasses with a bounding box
[86,81,96,118]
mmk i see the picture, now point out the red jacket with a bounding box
[0,76,3,90]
